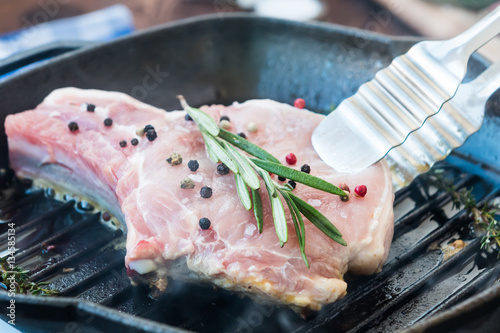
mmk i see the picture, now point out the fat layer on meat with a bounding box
[5,88,394,310]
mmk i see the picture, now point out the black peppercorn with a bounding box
[278,176,286,182]
[119,140,127,148]
[288,180,296,189]
[188,160,199,172]
[104,118,113,127]
[200,186,213,199]
[340,194,350,202]
[199,217,211,229]
[220,115,230,122]
[68,122,79,132]
[217,163,230,175]
[146,129,157,141]
[185,114,193,121]
[300,164,311,174]
[237,132,247,139]
[86,104,96,112]
[144,124,154,132]
[131,138,139,146]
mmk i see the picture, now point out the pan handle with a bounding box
[0,41,95,77]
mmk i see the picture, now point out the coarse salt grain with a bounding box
[308,199,321,207]
[188,174,203,182]
[245,223,257,237]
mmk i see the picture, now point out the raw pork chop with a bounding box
[5,88,394,310]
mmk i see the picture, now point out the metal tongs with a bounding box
[312,6,500,182]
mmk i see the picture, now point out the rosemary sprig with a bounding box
[177,96,347,266]
[279,188,309,267]
[427,169,500,251]
[251,159,346,196]
[218,128,280,164]
[0,257,58,296]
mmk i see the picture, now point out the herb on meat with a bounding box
[177,95,347,267]
[0,257,59,296]
[427,169,500,253]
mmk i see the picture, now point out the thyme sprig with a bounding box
[0,257,59,296]
[427,169,500,251]
[177,96,347,267]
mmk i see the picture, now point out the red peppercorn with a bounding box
[339,183,350,193]
[354,185,367,197]
[285,153,297,165]
[294,98,306,109]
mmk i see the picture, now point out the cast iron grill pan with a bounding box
[0,14,499,332]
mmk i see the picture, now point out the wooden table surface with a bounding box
[0,0,417,36]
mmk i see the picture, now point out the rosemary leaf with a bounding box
[204,140,218,163]
[235,174,252,210]
[266,186,288,246]
[251,159,346,197]
[256,166,278,198]
[202,132,239,173]
[218,128,281,164]
[177,95,220,136]
[279,189,309,268]
[224,142,260,190]
[288,193,347,246]
[246,157,277,197]
[252,189,264,233]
